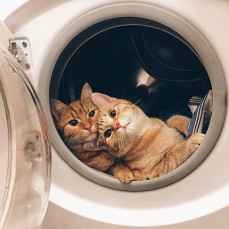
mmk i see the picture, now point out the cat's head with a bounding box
[50,83,99,146]
[92,93,146,157]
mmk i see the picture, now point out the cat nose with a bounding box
[84,124,91,131]
[115,121,122,129]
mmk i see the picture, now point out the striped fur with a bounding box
[93,94,205,182]
[50,84,116,171]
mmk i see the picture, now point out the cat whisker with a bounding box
[134,96,146,106]
[119,132,125,151]
[125,96,146,114]
[122,113,131,129]
[66,136,78,147]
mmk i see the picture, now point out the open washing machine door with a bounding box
[0,21,51,229]
[2,0,229,228]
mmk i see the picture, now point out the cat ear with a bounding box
[81,83,93,103]
[50,99,67,122]
[92,93,117,108]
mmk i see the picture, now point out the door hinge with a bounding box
[8,39,31,70]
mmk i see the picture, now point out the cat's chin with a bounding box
[85,133,97,142]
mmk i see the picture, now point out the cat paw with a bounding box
[114,169,134,183]
[188,133,205,153]
[132,170,147,181]
[167,115,191,137]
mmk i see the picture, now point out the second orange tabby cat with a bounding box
[92,93,205,182]
[50,84,116,172]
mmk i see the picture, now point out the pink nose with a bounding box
[115,121,122,129]
[84,124,91,131]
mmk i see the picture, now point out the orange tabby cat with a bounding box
[50,84,116,172]
[92,93,205,183]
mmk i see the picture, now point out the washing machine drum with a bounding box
[0,46,51,229]
[132,28,207,82]
[49,20,214,191]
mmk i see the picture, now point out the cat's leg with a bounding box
[132,170,148,181]
[109,163,134,183]
[167,115,191,137]
[148,133,205,179]
[85,151,116,171]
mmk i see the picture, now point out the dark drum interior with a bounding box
[50,21,211,123]
[48,18,214,190]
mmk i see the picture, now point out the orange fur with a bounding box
[92,94,205,182]
[50,84,116,171]
[167,115,191,137]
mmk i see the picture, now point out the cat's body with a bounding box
[50,84,116,172]
[92,93,204,182]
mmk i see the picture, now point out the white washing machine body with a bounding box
[1,0,229,228]
[0,19,51,229]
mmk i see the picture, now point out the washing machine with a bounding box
[1,0,229,228]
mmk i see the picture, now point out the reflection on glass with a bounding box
[0,46,51,229]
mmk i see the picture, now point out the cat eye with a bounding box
[110,110,116,117]
[104,129,112,138]
[69,120,78,126]
[89,110,95,117]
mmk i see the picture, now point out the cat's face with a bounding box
[51,84,99,147]
[92,93,143,157]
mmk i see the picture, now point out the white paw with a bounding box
[115,170,134,183]
[189,133,205,153]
